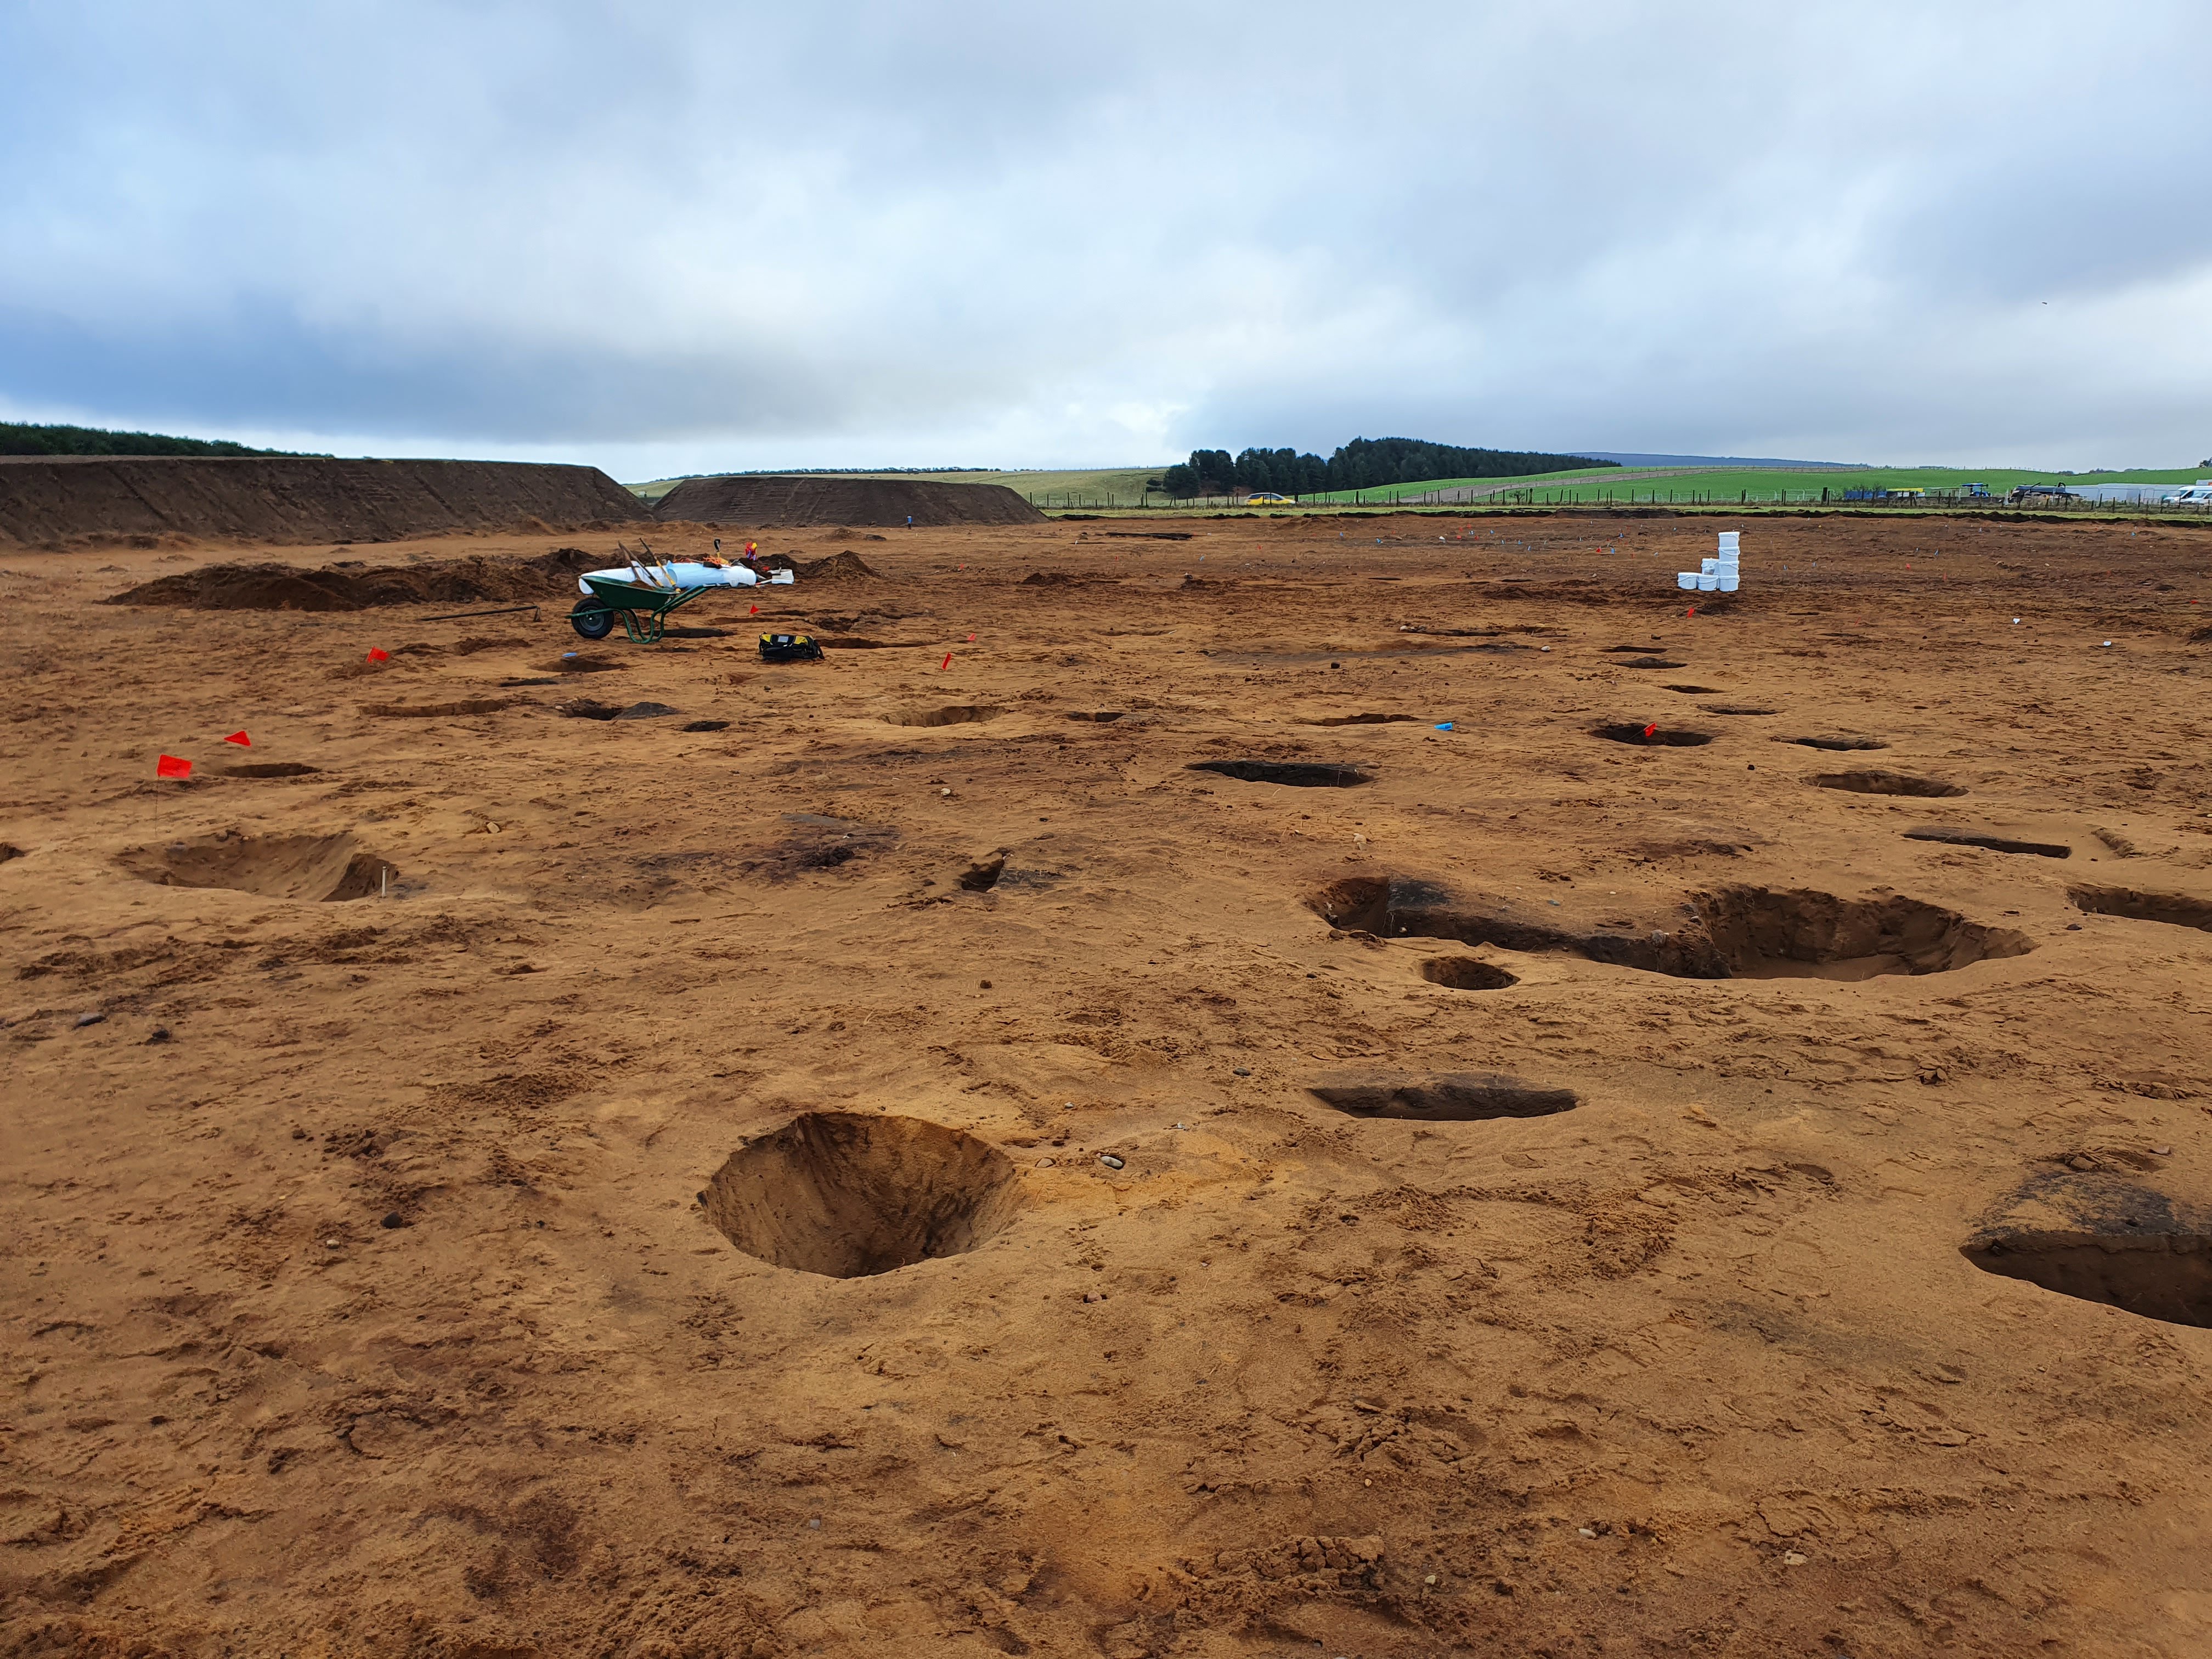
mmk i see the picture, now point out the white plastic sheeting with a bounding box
[577,560,793,593]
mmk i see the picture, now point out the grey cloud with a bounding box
[2,0,2207,471]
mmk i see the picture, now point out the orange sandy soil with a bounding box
[5,512,2212,1659]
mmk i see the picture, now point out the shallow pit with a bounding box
[1301,713,1418,727]
[2067,884,2212,933]
[1311,875,2032,980]
[117,830,392,901]
[558,699,678,721]
[1905,828,2070,859]
[883,704,1001,728]
[1663,684,1726,695]
[1812,769,1965,798]
[1963,1173,2212,1327]
[682,719,731,732]
[1695,884,2034,979]
[360,697,520,719]
[1420,956,1519,991]
[221,762,321,779]
[1619,657,1687,669]
[1699,703,1776,715]
[1591,723,1713,748]
[1779,734,1888,752]
[1312,874,1719,976]
[702,1113,1021,1278]
[1310,1071,1577,1121]
[1189,759,1371,787]
[1066,710,1125,723]
[957,854,1006,891]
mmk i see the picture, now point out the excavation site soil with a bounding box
[4,509,2212,1657]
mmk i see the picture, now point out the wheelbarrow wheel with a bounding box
[569,598,617,641]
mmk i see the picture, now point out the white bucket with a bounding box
[1700,557,1718,575]
[1676,571,1699,590]
[1697,573,1719,592]
[1718,531,1740,550]
[1717,574,1740,592]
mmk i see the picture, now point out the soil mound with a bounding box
[795,549,884,580]
[655,475,1045,527]
[0,458,644,546]
[106,548,599,612]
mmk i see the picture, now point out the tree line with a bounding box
[1158,437,1615,498]
[0,421,312,458]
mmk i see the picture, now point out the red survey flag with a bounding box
[940,652,953,670]
[223,731,251,746]
[156,754,193,779]
[1643,724,1658,740]
[365,647,389,664]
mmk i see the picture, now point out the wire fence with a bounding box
[1028,486,2212,517]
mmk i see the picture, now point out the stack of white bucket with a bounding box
[1676,531,1741,594]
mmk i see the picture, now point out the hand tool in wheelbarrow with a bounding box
[568,540,795,644]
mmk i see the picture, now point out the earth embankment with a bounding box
[0,456,646,546]
[653,473,1045,526]
[103,548,603,611]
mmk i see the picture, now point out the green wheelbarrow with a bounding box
[568,572,714,645]
[568,544,793,644]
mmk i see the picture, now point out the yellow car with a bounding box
[1244,490,1294,504]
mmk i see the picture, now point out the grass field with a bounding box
[627,462,2211,515]
[626,467,1170,507]
[1306,464,2210,507]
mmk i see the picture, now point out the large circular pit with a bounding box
[702,1112,1021,1278]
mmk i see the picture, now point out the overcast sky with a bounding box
[3,2,2207,479]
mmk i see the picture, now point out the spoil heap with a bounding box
[0,457,646,545]
[106,548,603,611]
[654,474,1045,527]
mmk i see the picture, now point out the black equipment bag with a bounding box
[759,631,825,663]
